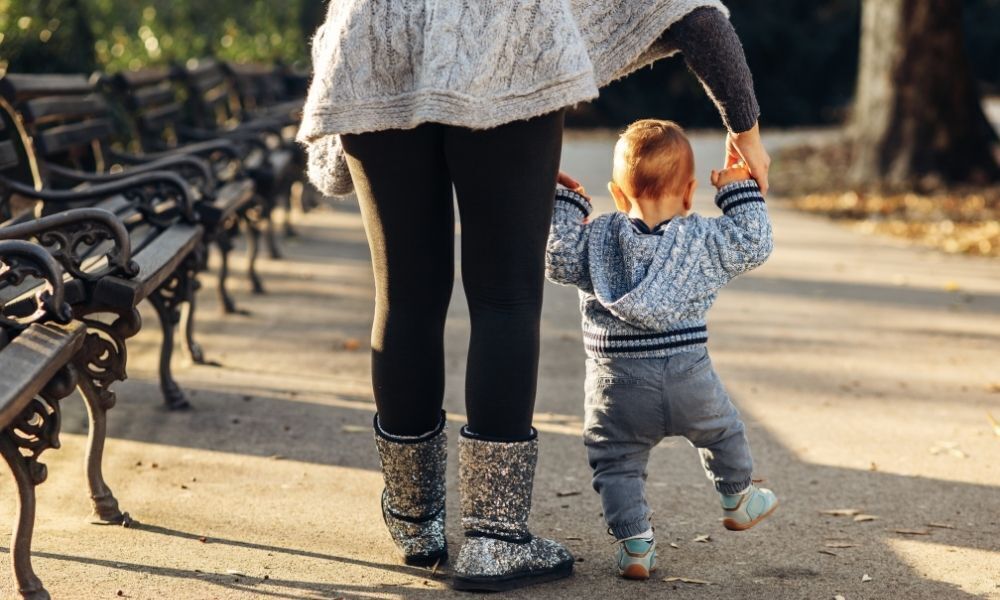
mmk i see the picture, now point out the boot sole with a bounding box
[404,549,448,567]
[451,558,574,592]
[723,500,780,531]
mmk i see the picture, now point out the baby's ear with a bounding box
[608,181,630,213]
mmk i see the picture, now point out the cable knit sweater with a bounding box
[545,180,772,358]
[300,1,761,197]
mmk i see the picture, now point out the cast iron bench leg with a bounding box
[73,311,139,522]
[243,210,266,295]
[266,200,282,260]
[181,244,208,364]
[78,376,130,525]
[149,263,195,411]
[0,395,64,600]
[216,225,245,315]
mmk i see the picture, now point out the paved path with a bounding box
[2,132,998,600]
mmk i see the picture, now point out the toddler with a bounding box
[545,119,778,580]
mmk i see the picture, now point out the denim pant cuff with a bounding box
[717,477,753,495]
[609,516,652,540]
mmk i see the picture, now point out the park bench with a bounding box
[1,238,87,600]
[109,60,296,260]
[224,61,314,234]
[0,88,205,411]
[1,72,260,318]
[225,62,305,128]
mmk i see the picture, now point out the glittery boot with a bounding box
[373,412,448,566]
[451,427,574,591]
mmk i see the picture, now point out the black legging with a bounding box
[341,111,565,440]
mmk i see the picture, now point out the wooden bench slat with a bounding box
[132,84,176,109]
[35,119,115,156]
[94,223,202,307]
[21,94,108,125]
[0,74,93,102]
[114,68,174,89]
[140,102,183,130]
[0,321,86,426]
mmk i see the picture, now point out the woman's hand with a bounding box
[725,122,770,195]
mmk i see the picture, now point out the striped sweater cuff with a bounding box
[554,188,592,219]
[714,179,764,214]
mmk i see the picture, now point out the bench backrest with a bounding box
[225,63,293,114]
[0,73,118,177]
[178,59,244,131]
[104,67,188,152]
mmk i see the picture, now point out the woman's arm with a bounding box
[662,7,771,194]
[660,7,759,134]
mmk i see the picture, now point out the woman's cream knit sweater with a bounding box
[299,0,733,196]
[299,0,727,142]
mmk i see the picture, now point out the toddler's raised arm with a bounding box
[702,179,773,285]
[545,188,593,290]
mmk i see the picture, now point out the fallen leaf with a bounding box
[818,550,838,557]
[926,523,956,530]
[929,441,969,458]
[853,514,879,522]
[862,574,872,583]
[669,543,680,549]
[820,509,861,517]
[341,425,368,433]
[987,412,1000,436]
[556,490,582,498]
[343,338,362,351]
[825,542,858,548]
[943,281,961,292]
[893,529,930,536]
[663,576,712,585]
[692,534,711,543]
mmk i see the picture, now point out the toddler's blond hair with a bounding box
[613,119,695,200]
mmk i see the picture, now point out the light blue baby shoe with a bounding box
[721,483,779,531]
[617,538,656,580]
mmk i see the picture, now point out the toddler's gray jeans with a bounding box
[584,348,753,540]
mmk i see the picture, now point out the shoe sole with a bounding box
[723,500,779,531]
[451,558,574,592]
[619,564,651,580]
[404,549,448,567]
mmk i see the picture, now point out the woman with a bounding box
[299,0,769,592]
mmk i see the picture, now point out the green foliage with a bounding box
[0,0,323,74]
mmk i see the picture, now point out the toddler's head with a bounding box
[609,119,696,221]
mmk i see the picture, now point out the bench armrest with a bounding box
[47,155,216,197]
[110,138,242,165]
[0,208,138,283]
[0,171,198,225]
[0,240,74,331]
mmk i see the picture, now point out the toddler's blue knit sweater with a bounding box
[545,179,772,358]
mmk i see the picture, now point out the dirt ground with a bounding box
[1,131,998,600]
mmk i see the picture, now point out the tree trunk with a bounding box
[850,0,998,189]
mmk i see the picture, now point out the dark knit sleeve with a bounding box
[660,7,760,133]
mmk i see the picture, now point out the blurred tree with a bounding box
[850,0,998,188]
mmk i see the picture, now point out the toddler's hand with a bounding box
[711,163,752,189]
[557,170,589,199]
